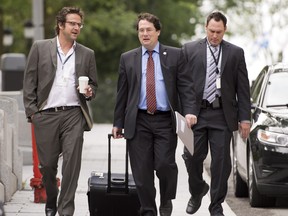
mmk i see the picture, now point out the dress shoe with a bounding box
[143,210,155,216]
[159,200,172,216]
[186,183,209,214]
[45,208,57,216]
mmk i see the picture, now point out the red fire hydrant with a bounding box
[30,124,46,203]
[30,124,60,203]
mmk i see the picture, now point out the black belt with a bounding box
[138,109,170,115]
[41,106,79,112]
[201,100,213,108]
[201,98,222,109]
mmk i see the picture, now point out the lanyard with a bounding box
[207,41,222,74]
[57,48,75,70]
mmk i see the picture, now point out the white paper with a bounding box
[175,111,194,155]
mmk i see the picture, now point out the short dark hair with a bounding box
[55,7,84,35]
[136,12,162,31]
[206,11,227,27]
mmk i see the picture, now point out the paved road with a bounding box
[225,169,288,216]
[3,124,236,216]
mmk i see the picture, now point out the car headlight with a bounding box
[257,129,288,147]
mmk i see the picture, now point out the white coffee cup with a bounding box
[78,76,89,94]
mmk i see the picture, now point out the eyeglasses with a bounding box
[138,28,155,34]
[65,21,83,29]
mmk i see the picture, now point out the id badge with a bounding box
[56,76,68,87]
[216,77,221,89]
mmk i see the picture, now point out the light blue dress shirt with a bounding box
[138,43,169,111]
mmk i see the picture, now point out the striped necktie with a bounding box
[206,46,219,103]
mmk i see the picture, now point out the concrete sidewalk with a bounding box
[3,124,236,216]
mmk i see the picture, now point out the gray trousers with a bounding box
[32,107,85,215]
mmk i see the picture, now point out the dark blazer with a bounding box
[182,38,250,131]
[23,37,98,131]
[113,44,195,139]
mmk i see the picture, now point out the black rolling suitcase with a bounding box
[87,134,140,216]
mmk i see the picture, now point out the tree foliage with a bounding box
[0,0,32,54]
[2,0,286,122]
[206,0,288,63]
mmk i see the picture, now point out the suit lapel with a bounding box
[159,44,168,66]
[75,44,82,78]
[134,47,142,84]
[159,44,170,78]
[220,40,229,73]
[196,39,208,92]
[199,39,207,70]
[50,38,57,70]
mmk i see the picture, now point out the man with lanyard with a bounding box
[181,11,251,216]
[206,37,222,108]
[23,7,98,216]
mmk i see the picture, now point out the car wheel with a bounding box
[232,140,248,197]
[248,150,276,207]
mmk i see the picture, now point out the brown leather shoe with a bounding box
[186,183,209,214]
[159,200,172,216]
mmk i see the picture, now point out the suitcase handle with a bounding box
[107,134,129,193]
[111,178,125,185]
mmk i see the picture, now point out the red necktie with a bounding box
[146,51,157,114]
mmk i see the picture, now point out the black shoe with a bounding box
[142,211,155,216]
[159,200,172,216]
[45,208,57,216]
[186,183,209,214]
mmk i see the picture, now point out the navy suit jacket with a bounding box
[182,38,250,131]
[113,44,195,139]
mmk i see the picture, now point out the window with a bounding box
[251,66,268,104]
[264,72,288,107]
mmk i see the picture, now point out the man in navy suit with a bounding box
[112,13,197,216]
[182,11,251,216]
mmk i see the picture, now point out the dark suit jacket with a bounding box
[23,37,98,131]
[113,44,195,139]
[182,38,250,131]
